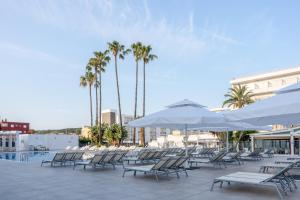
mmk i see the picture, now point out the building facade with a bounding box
[0,119,30,134]
[231,66,300,101]
[0,131,79,152]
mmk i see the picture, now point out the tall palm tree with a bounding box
[222,84,254,109]
[80,70,95,127]
[93,50,110,144]
[87,57,99,126]
[131,42,143,145]
[108,41,131,128]
[139,45,157,146]
[223,84,254,150]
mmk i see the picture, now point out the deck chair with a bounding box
[122,157,170,181]
[211,162,299,199]
[98,152,116,168]
[62,152,76,165]
[123,151,150,164]
[223,151,243,165]
[41,152,66,167]
[188,150,227,168]
[240,149,262,161]
[71,152,85,164]
[73,153,106,170]
[167,156,189,177]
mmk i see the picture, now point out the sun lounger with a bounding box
[73,153,107,170]
[41,152,66,167]
[240,149,262,161]
[188,150,227,168]
[61,152,76,165]
[211,162,299,199]
[165,156,189,177]
[122,157,170,181]
[223,151,243,165]
[260,149,274,158]
[123,151,150,164]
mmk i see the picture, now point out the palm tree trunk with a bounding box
[99,71,102,145]
[143,61,146,117]
[140,61,146,146]
[95,69,99,126]
[89,84,93,127]
[133,61,139,145]
[114,56,123,127]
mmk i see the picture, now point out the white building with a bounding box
[0,131,78,151]
[17,133,79,151]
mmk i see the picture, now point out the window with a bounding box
[5,138,9,147]
[268,81,272,88]
[254,84,259,89]
[23,125,27,128]
[10,124,14,128]
[0,138,2,147]
[12,139,15,147]
[282,79,286,85]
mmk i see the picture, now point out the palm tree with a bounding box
[108,41,131,128]
[87,57,99,126]
[223,84,254,150]
[139,45,157,146]
[93,50,110,144]
[80,70,95,127]
[222,84,254,109]
[131,42,143,145]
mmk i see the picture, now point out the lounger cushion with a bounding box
[124,164,154,172]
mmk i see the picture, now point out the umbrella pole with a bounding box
[185,124,188,156]
[226,131,229,152]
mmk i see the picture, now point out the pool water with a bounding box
[0,151,56,162]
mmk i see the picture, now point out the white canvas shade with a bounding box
[129,99,270,153]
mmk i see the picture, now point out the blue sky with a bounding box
[1,0,300,129]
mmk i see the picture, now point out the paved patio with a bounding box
[0,157,299,200]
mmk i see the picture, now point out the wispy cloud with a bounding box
[0,41,80,70]
[13,0,242,60]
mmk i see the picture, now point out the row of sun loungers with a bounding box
[41,152,84,167]
[74,150,128,170]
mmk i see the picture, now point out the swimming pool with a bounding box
[0,151,56,162]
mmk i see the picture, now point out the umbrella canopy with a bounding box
[225,82,300,126]
[128,99,226,129]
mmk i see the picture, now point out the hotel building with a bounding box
[230,66,300,101]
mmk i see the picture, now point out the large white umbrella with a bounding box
[225,82,300,126]
[129,99,269,153]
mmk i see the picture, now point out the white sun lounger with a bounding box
[211,162,298,199]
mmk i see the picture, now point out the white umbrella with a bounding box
[129,99,269,153]
[225,82,300,126]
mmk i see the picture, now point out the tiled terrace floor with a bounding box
[0,157,299,200]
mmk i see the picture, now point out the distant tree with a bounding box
[103,124,128,146]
